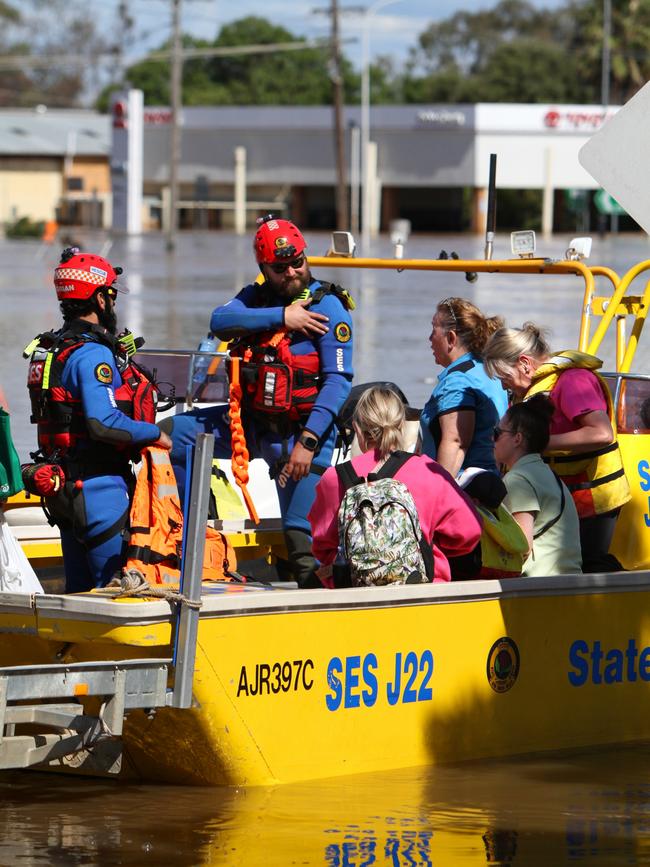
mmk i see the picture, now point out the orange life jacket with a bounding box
[125,446,237,584]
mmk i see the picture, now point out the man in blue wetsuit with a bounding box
[164,215,354,587]
[24,248,171,592]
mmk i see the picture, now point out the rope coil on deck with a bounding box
[95,568,202,610]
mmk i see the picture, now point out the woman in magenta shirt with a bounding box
[483,323,630,573]
[308,386,482,585]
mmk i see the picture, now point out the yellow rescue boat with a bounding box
[2,243,650,786]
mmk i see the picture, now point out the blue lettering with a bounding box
[639,460,650,491]
[569,638,650,685]
[362,653,378,707]
[402,651,418,704]
[568,639,589,686]
[640,647,650,681]
[591,641,603,684]
[387,652,402,706]
[418,650,434,702]
[326,657,342,711]
[626,639,638,682]
[344,655,361,709]
[603,648,623,684]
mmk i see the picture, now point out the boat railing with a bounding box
[171,432,213,708]
[310,254,650,374]
[583,260,650,372]
[135,347,230,409]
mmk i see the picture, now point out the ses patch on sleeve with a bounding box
[334,322,351,343]
[95,362,113,384]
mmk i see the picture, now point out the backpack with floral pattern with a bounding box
[336,451,434,586]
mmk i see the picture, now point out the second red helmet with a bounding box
[253,216,306,265]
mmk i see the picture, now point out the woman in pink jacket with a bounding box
[308,385,482,586]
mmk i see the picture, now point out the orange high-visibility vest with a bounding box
[125,447,237,584]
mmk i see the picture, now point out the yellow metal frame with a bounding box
[582,260,650,372]
[312,252,594,346]
[310,254,650,374]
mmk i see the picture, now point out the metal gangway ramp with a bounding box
[0,433,215,774]
[0,658,170,773]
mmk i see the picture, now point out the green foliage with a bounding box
[567,0,650,103]
[404,0,581,103]
[0,2,19,21]
[480,40,581,103]
[98,16,359,109]
[4,216,45,238]
[0,1,105,108]
[92,1,650,110]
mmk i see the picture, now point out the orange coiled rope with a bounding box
[228,354,259,524]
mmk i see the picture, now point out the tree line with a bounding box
[1,0,650,110]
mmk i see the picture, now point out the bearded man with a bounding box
[24,248,170,591]
[164,216,354,587]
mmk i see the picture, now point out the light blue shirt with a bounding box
[420,352,508,473]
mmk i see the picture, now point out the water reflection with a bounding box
[2,744,650,865]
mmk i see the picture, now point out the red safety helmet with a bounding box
[253,216,307,265]
[53,250,128,301]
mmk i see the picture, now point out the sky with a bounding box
[121,0,569,71]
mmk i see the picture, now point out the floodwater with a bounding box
[2,746,650,865]
[2,230,650,864]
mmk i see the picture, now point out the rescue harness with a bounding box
[229,281,354,422]
[224,281,354,522]
[25,322,158,458]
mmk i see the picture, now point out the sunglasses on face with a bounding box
[268,255,305,274]
[493,425,516,441]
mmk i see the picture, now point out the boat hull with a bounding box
[1,573,650,785]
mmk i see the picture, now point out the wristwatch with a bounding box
[298,432,319,452]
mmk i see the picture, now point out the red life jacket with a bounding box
[26,325,158,457]
[230,282,352,422]
[232,330,320,421]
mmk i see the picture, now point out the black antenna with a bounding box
[484,153,497,260]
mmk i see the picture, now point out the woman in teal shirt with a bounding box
[420,297,507,477]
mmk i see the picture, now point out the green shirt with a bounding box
[503,453,582,577]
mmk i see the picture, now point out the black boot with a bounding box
[284,528,321,588]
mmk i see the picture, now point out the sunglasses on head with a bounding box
[493,425,516,441]
[268,254,305,274]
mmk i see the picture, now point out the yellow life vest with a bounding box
[209,461,247,520]
[526,351,630,518]
[477,503,529,579]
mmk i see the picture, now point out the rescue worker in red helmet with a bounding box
[24,247,171,592]
[163,215,355,588]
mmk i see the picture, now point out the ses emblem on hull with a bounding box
[486,637,520,693]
